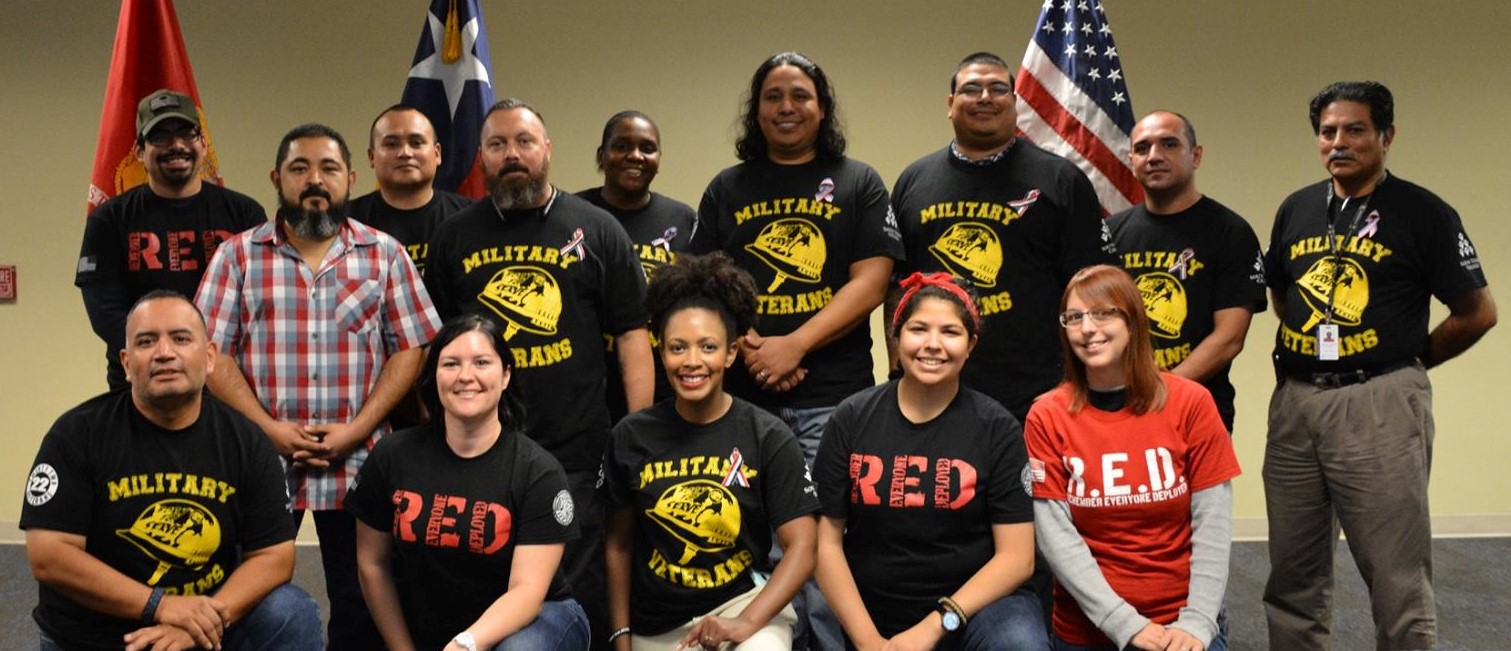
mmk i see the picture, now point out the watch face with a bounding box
[942,611,961,631]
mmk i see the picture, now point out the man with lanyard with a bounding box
[1262,80,1496,651]
[1109,110,1266,431]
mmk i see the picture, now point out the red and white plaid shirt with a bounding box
[197,219,440,510]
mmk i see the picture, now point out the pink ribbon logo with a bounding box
[815,178,835,203]
[723,448,749,488]
[559,228,586,259]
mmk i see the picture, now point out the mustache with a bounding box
[498,163,530,175]
[1328,151,1355,162]
[299,185,332,202]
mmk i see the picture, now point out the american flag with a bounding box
[401,0,497,199]
[1014,0,1143,215]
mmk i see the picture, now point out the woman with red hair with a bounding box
[1025,265,1239,651]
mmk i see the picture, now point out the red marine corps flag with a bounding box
[401,0,497,199]
[86,0,221,215]
[1015,0,1142,215]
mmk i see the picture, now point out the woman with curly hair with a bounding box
[602,252,819,650]
[1025,265,1239,651]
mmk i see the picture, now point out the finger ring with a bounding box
[757,370,768,380]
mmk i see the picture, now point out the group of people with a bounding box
[22,46,1492,651]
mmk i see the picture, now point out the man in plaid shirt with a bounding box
[196,123,441,650]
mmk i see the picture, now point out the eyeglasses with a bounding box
[1058,307,1123,328]
[955,82,1014,99]
[145,129,202,147]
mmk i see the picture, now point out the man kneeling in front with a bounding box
[22,290,321,651]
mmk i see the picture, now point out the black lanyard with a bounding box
[1321,184,1373,326]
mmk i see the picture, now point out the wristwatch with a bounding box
[936,597,967,632]
[453,631,478,651]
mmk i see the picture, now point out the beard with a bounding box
[277,185,346,240]
[152,147,199,188]
[486,159,551,210]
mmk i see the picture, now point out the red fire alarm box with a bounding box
[0,265,15,300]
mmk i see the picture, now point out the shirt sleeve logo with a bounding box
[553,489,575,527]
[25,463,59,506]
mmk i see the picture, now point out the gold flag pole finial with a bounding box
[442,0,462,63]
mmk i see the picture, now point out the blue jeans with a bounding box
[40,583,323,651]
[949,588,1051,651]
[776,404,832,468]
[840,588,1047,651]
[1049,607,1229,651]
[776,405,844,651]
[493,599,590,650]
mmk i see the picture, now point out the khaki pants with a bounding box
[1262,364,1437,651]
[632,585,797,651]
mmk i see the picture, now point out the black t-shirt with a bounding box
[576,188,697,424]
[891,144,1116,421]
[20,392,294,651]
[75,184,266,389]
[692,157,903,410]
[349,189,473,274]
[1264,174,1488,375]
[425,190,649,471]
[1108,196,1267,429]
[814,383,1033,638]
[346,422,576,649]
[602,398,819,635]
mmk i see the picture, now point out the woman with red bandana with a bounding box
[814,272,1048,651]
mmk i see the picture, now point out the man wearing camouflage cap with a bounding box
[75,88,266,392]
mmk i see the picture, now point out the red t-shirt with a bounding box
[1025,374,1241,646]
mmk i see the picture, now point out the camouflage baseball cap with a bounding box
[136,89,200,139]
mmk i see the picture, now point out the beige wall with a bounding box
[1,1,1506,531]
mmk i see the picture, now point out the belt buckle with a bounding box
[1309,372,1343,389]
[1309,369,1369,389]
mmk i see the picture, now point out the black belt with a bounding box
[1285,359,1415,390]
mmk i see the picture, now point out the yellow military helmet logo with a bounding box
[1297,256,1370,331]
[117,499,222,586]
[479,265,563,340]
[1136,272,1188,340]
[647,479,742,564]
[745,218,825,292]
[928,223,1001,288]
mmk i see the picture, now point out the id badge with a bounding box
[1316,324,1340,361]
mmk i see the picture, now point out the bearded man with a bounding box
[424,98,652,649]
[76,88,266,390]
[194,123,442,650]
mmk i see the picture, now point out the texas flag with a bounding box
[87,0,222,215]
[402,0,497,199]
